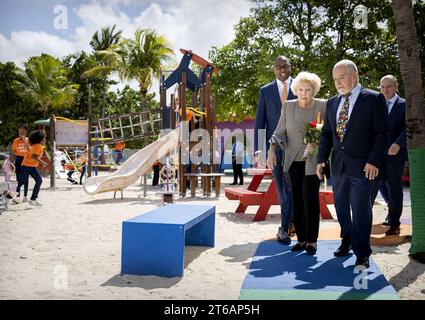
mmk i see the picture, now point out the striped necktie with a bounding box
[336,93,351,141]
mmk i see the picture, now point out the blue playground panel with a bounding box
[121,204,215,277]
[240,240,398,300]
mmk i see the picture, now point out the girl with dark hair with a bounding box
[16,130,48,206]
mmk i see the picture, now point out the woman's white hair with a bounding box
[290,71,322,96]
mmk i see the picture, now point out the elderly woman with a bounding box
[267,71,326,255]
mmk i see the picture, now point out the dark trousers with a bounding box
[333,173,373,258]
[152,164,160,186]
[15,156,28,196]
[80,164,87,184]
[371,160,404,227]
[67,170,75,180]
[378,181,390,204]
[17,166,42,200]
[115,150,123,164]
[232,158,243,184]
[272,146,293,233]
[288,161,320,242]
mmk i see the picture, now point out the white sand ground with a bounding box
[0,173,424,300]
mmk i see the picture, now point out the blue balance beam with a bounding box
[121,204,215,277]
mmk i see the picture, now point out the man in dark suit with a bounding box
[316,60,388,268]
[371,75,407,235]
[254,56,297,244]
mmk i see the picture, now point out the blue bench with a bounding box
[121,204,215,277]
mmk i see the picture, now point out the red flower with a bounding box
[309,121,317,128]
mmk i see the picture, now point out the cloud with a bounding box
[0,31,76,67]
[1,0,253,93]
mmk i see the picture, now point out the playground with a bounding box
[0,174,423,299]
[0,46,424,301]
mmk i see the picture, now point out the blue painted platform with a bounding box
[240,240,399,300]
[121,204,215,277]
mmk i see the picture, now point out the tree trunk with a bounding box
[140,86,148,110]
[101,77,107,118]
[392,0,425,262]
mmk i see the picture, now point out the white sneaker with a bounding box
[29,200,42,206]
[22,197,29,203]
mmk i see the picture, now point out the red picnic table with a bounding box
[224,168,334,221]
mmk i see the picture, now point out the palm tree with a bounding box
[14,54,79,117]
[119,28,174,108]
[86,25,122,118]
[391,0,425,263]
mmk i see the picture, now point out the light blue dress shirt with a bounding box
[335,83,362,125]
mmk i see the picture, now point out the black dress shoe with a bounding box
[385,225,401,236]
[229,182,237,185]
[238,182,244,185]
[355,256,369,268]
[291,242,306,252]
[306,243,317,255]
[334,244,351,256]
[382,216,392,226]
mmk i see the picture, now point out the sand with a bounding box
[0,173,424,300]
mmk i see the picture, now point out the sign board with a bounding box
[55,120,88,146]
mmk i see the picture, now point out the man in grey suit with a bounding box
[254,56,297,244]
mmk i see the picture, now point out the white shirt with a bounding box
[335,83,362,125]
[276,77,292,101]
[387,94,399,114]
[232,141,244,158]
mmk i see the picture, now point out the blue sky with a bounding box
[0,0,253,66]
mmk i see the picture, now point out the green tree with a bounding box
[392,0,425,263]
[13,54,79,118]
[0,62,40,147]
[209,0,404,121]
[119,28,174,108]
[62,51,106,120]
[85,25,122,118]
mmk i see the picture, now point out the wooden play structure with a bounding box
[160,48,223,197]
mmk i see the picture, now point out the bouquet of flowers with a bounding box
[301,112,324,160]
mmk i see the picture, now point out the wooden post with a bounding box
[160,75,166,130]
[170,94,176,129]
[87,83,93,177]
[50,114,55,188]
[179,71,187,197]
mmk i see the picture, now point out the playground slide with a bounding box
[83,128,179,195]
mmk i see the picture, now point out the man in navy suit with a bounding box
[371,75,407,235]
[254,56,297,244]
[316,60,388,268]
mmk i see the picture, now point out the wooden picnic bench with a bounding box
[225,168,334,221]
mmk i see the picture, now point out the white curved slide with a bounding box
[83,128,179,195]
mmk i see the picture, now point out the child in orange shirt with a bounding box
[114,141,126,165]
[15,130,48,206]
[11,124,30,200]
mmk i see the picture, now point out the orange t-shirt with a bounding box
[114,141,126,151]
[22,144,44,167]
[178,109,193,121]
[12,137,29,157]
